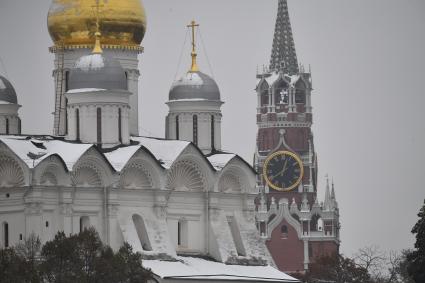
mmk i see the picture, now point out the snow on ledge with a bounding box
[143,256,299,282]
[67,88,106,94]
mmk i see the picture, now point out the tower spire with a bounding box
[92,1,103,54]
[269,0,299,75]
[187,20,200,73]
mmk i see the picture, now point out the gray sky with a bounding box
[0,0,424,257]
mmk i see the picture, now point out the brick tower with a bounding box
[255,0,340,275]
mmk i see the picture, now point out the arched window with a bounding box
[118,108,122,143]
[75,109,80,141]
[295,80,306,104]
[132,214,152,251]
[275,81,289,104]
[5,118,9,135]
[97,108,102,145]
[175,115,179,140]
[193,115,198,145]
[211,115,215,150]
[80,216,90,232]
[3,222,9,248]
[281,225,289,239]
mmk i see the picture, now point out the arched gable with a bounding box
[0,141,29,187]
[34,154,71,186]
[166,144,214,192]
[217,156,256,194]
[119,147,163,190]
[72,147,114,187]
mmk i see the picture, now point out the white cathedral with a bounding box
[0,0,298,282]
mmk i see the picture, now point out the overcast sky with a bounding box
[0,0,424,257]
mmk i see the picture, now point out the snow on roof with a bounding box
[143,257,299,282]
[75,54,105,71]
[67,88,106,94]
[0,101,12,104]
[131,137,190,169]
[0,136,92,170]
[172,72,204,88]
[104,145,141,171]
[207,153,236,170]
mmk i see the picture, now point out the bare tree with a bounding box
[354,246,387,279]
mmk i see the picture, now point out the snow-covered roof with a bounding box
[66,88,106,94]
[207,153,236,170]
[0,136,92,170]
[143,257,299,282]
[0,136,254,174]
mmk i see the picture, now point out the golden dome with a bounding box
[47,0,146,48]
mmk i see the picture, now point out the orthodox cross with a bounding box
[187,20,200,72]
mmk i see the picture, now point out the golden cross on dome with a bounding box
[92,0,104,54]
[187,20,200,72]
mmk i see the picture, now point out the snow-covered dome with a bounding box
[169,71,221,101]
[0,76,18,104]
[68,53,127,91]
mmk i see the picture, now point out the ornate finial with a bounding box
[92,1,103,54]
[187,20,200,73]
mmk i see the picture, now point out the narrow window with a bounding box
[3,222,9,248]
[227,216,246,256]
[193,115,198,145]
[125,72,129,90]
[177,219,188,249]
[211,115,215,150]
[64,71,69,92]
[19,234,22,241]
[75,109,80,141]
[45,221,49,228]
[5,118,9,135]
[80,216,90,232]
[65,98,68,135]
[18,118,21,135]
[97,108,102,145]
[295,90,306,104]
[132,214,152,251]
[175,115,179,140]
[118,108,122,143]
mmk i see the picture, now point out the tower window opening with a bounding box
[65,71,69,92]
[3,222,9,248]
[19,234,22,241]
[261,90,268,106]
[45,221,49,228]
[65,98,68,135]
[177,219,188,249]
[295,90,305,104]
[227,216,246,256]
[281,225,288,239]
[76,109,80,141]
[193,115,198,145]
[118,108,122,143]
[5,118,9,135]
[211,115,215,151]
[97,108,102,145]
[175,115,179,140]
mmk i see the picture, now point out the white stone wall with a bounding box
[0,140,271,266]
[65,90,131,147]
[166,100,223,154]
[0,104,21,135]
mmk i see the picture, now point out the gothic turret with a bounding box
[165,21,223,154]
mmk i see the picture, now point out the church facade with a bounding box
[254,0,340,275]
[0,0,299,282]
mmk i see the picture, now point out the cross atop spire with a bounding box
[269,0,299,75]
[92,1,104,54]
[187,20,200,73]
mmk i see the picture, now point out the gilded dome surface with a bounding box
[47,0,146,47]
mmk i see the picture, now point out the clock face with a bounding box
[263,151,304,192]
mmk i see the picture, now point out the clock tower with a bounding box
[255,0,340,275]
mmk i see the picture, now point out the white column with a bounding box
[127,70,140,136]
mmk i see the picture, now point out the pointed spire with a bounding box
[331,178,336,199]
[187,20,200,73]
[324,175,332,211]
[269,0,299,75]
